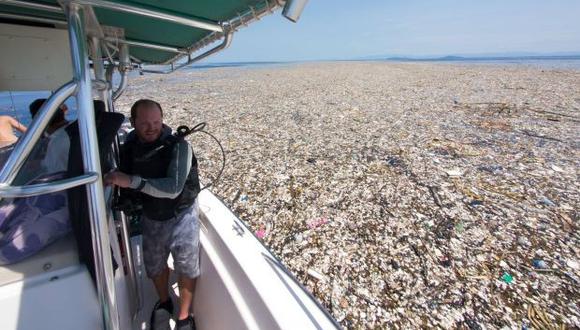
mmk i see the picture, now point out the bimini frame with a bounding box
[0,0,291,73]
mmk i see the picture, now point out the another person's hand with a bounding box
[104,170,132,188]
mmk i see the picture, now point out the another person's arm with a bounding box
[9,117,26,133]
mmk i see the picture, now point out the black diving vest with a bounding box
[120,134,201,221]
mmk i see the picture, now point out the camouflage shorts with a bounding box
[142,201,200,279]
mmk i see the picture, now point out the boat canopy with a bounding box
[0,0,305,69]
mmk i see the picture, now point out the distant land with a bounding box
[355,51,580,62]
[199,52,580,66]
[381,54,580,62]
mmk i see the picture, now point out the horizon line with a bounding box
[198,53,580,66]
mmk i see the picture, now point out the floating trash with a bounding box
[306,217,328,229]
[440,256,452,267]
[445,168,464,177]
[478,164,503,174]
[532,259,547,269]
[255,227,266,239]
[307,268,326,281]
[117,62,580,329]
[469,200,484,207]
[538,196,556,207]
[550,164,564,172]
[567,260,579,270]
[501,272,514,284]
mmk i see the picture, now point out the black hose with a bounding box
[175,122,226,190]
[193,129,226,191]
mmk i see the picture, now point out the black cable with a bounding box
[176,123,226,190]
[192,129,226,191]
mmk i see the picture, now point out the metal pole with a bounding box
[0,0,62,13]
[65,4,120,330]
[142,31,233,74]
[103,37,187,54]
[0,173,98,198]
[112,44,130,101]
[0,12,67,26]
[74,0,222,32]
[1,0,222,32]
[116,209,141,317]
[100,40,141,318]
[90,36,108,105]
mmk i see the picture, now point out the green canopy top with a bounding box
[0,0,283,65]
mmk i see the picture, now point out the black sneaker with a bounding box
[175,315,196,330]
[150,299,173,330]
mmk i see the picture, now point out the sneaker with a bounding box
[150,299,174,330]
[175,315,196,330]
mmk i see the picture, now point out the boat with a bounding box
[0,1,339,329]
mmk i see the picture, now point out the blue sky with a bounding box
[206,0,580,62]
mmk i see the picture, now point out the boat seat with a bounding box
[0,233,79,286]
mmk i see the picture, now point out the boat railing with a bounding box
[0,173,99,198]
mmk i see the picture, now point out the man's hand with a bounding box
[104,170,132,188]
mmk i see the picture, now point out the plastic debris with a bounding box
[445,168,464,177]
[306,217,328,229]
[538,196,556,207]
[550,164,564,172]
[307,268,326,281]
[469,200,484,207]
[517,236,530,246]
[532,259,547,269]
[385,156,404,167]
[117,62,580,329]
[478,164,503,174]
[501,272,514,284]
[440,256,452,267]
[255,228,266,239]
[567,260,579,270]
[294,233,303,243]
[454,221,465,233]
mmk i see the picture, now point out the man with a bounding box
[29,98,69,134]
[28,99,71,174]
[0,115,26,148]
[105,99,201,330]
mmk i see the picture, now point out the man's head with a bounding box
[29,98,66,130]
[130,99,164,143]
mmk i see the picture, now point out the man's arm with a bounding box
[129,140,192,199]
